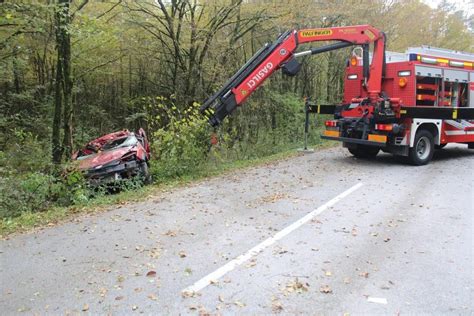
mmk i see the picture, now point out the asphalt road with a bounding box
[1,144,473,315]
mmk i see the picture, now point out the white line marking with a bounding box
[367,297,388,304]
[182,182,364,294]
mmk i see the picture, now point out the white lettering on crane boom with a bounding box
[246,62,274,89]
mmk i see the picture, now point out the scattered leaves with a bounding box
[272,300,284,313]
[319,285,333,294]
[179,251,187,258]
[82,304,89,311]
[359,272,369,278]
[146,270,157,277]
[164,230,177,237]
[182,290,197,298]
[147,294,158,301]
[234,300,246,307]
[283,278,309,295]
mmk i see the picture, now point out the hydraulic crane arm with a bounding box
[201,25,386,126]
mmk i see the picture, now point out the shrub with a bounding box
[150,101,210,180]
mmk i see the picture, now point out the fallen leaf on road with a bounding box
[146,271,157,277]
[163,230,177,237]
[148,247,161,259]
[218,295,224,302]
[234,300,246,307]
[272,300,284,313]
[179,251,187,258]
[319,285,333,294]
[134,288,143,292]
[325,271,332,276]
[182,290,197,298]
[359,272,369,278]
[343,277,351,284]
[115,296,124,301]
[99,288,107,298]
[147,294,158,301]
[117,275,125,283]
[351,228,358,236]
[131,305,138,311]
[82,304,89,311]
[284,278,309,295]
[384,237,391,242]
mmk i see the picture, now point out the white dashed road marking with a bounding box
[182,182,364,294]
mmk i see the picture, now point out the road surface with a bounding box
[1,145,473,315]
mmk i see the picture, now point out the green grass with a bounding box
[0,140,336,237]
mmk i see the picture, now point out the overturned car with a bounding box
[72,129,151,186]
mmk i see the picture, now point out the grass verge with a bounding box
[1,141,336,237]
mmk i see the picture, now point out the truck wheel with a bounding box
[409,130,434,165]
[348,145,379,158]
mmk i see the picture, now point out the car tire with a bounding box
[409,129,434,166]
[139,162,152,184]
[348,145,380,158]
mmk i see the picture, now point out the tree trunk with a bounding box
[52,51,62,164]
[60,0,73,159]
[52,0,74,163]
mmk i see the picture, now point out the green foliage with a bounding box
[0,131,90,219]
[0,167,90,219]
[150,101,210,180]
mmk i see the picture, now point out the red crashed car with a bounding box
[72,129,151,185]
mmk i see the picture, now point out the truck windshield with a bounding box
[102,135,137,150]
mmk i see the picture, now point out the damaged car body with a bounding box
[72,129,151,186]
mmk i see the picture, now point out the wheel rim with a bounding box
[416,136,430,160]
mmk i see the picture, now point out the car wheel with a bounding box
[348,145,380,158]
[409,129,434,165]
[139,162,152,184]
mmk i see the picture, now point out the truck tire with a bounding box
[348,145,380,158]
[409,129,434,165]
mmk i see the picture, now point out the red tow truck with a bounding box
[200,25,474,165]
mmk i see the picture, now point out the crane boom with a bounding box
[201,25,386,126]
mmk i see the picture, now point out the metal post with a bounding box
[304,101,310,150]
[298,98,314,153]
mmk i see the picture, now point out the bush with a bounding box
[150,101,210,180]
[0,130,90,219]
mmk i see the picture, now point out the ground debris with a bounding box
[359,271,369,278]
[282,278,309,295]
[319,285,333,294]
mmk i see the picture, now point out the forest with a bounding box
[0,0,473,221]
